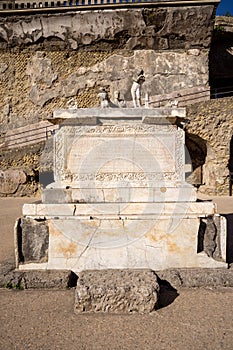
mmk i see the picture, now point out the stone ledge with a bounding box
[1,266,233,291]
[0,269,77,289]
[22,202,216,217]
[157,268,233,288]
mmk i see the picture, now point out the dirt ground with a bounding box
[1,197,233,350]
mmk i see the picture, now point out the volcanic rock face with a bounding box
[0,7,215,50]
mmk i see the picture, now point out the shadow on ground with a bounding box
[157,279,179,309]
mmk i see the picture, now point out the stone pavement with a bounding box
[0,196,233,349]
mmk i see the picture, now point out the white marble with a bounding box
[44,216,227,272]
[23,201,215,218]
[42,185,197,203]
[18,108,227,272]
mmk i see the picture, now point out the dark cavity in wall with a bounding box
[209,29,233,98]
[185,133,207,185]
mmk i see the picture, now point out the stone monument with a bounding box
[15,107,227,272]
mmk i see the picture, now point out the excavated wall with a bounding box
[2,5,229,196]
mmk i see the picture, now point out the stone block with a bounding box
[42,185,197,203]
[18,108,227,273]
[156,268,233,289]
[74,269,160,313]
[50,109,188,193]
[0,269,77,289]
[18,218,49,264]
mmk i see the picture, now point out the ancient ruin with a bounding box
[15,105,227,273]
[2,0,232,314]
[1,0,230,196]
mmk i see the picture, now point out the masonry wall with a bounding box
[186,96,233,195]
[0,6,215,133]
[1,5,228,197]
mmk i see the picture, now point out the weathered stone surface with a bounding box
[198,216,217,258]
[210,16,233,91]
[0,6,215,132]
[19,109,227,272]
[186,96,233,195]
[74,269,160,313]
[0,142,42,197]
[215,16,233,33]
[0,269,77,289]
[18,217,49,263]
[0,8,218,204]
[26,50,209,107]
[0,7,215,50]
[51,108,188,189]
[1,264,233,290]
[0,169,27,195]
[156,268,233,289]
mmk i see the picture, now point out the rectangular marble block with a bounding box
[42,185,197,203]
[19,200,227,272]
[23,201,216,218]
[53,121,186,189]
[44,215,227,272]
[52,108,186,122]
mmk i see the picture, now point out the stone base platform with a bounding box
[74,269,160,314]
[16,201,228,272]
[0,269,77,289]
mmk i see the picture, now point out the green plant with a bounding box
[13,282,23,290]
[5,281,23,290]
[214,25,225,32]
[5,282,12,289]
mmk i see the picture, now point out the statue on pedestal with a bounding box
[131,70,145,108]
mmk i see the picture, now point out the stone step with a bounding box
[0,269,77,289]
[22,201,216,218]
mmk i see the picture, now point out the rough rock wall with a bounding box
[0,6,215,133]
[186,96,233,195]
[0,142,43,196]
[0,7,215,50]
[0,6,223,196]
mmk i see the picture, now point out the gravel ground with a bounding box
[1,287,233,350]
[0,197,233,350]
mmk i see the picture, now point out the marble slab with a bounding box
[23,201,216,218]
[52,117,187,193]
[19,214,227,272]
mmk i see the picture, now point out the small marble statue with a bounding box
[113,91,126,108]
[67,98,78,109]
[145,92,149,108]
[170,99,179,108]
[98,87,110,108]
[131,70,145,108]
